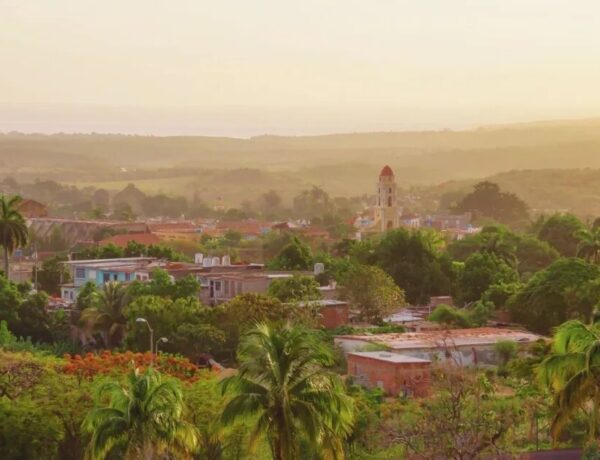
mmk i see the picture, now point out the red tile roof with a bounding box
[100,233,162,248]
[380,165,394,177]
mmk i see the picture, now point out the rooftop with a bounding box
[348,351,431,364]
[63,257,156,270]
[380,165,394,177]
[99,232,162,248]
[336,327,543,351]
[297,299,348,307]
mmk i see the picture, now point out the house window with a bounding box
[75,268,85,279]
[103,273,110,283]
[112,274,118,281]
[214,281,221,292]
[388,196,392,207]
[224,280,230,295]
[125,273,131,281]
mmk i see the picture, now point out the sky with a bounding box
[2,0,600,136]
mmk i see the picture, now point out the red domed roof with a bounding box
[379,165,394,177]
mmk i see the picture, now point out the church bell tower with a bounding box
[374,165,399,232]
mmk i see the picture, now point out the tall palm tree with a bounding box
[538,319,600,442]
[221,323,354,460]
[83,367,198,460]
[576,228,600,263]
[81,281,129,348]
[0,195,29,277]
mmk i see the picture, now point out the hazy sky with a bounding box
[2,0,600,136]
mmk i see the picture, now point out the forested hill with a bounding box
[432,168,600,219]
[3,117,600,184]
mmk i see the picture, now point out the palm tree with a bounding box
[83,366,198,460]
[81,281,129,348]
[0,195,28,277]
[221,322,354,460]
[538,319,600,442]
[576,228,600,263]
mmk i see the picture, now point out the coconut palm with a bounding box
[81,281,129,348]
[0,195,28,277]
[538,319,600,442]
[83,366,197,460]
[576,228,600,263]
[220,322,354,460]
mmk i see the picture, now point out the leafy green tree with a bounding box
[0,397,64,460]
[75,281,99,310]
[81,282,129,348]
[515,234,559,278]
[494,340,518,367]
[267,274,322,302]
[221,323,354,460]
[270,236,313,270]
[458,252,519,304]
[482,282,523,309]
[125,295,224,357]
[538,320,600,442]
[576,227,600,263]
[14,292,52,343]
[0,195,29,276]
[383,365,521,458]
[123,240,146,257]
[340,264,405,323]
[218,293,300,361]
[0,274,23,332]
[453,181,529,227]
[537,213,586,257]
[510,258,600,334]
[98,243,123,259]
[292,186,333,219]
[356,229,452,305]
[83,367,197,459]
[127,269,199,301]
[185,377,251,460]
[35,255,70,295]
[428,304,472,328]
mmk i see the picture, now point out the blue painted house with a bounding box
[60,257,155,302]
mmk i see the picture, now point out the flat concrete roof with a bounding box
[348,351,431,364]
[297,299,348,307]
[336,327,543,351]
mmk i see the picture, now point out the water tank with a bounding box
[194,253,204,264]
[314,263,325,275]
[222,255,231,266]
[211,256,221,267]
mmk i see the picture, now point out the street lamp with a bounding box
[155,337,168,355]
[136,317,154,354]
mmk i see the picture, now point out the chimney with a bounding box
[222,255,231,266]
[194,253,204,264]
[211,256,221,267]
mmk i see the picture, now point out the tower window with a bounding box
[388,196,392,207]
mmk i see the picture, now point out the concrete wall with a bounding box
[347,354,431,397]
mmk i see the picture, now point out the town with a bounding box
[3,1,600,459]
[1,162,596,459]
